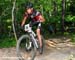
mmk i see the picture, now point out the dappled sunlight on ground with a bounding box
[0,39,75,60]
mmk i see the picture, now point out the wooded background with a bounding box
[0,0,75,47]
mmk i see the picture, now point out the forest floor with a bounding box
[0,37,75,60]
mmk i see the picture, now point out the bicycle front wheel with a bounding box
[16,35,37,60]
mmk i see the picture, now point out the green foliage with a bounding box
[0,0,75,48]
[65,15,75,22]
[0,38,16,48]
[70,33,75,42]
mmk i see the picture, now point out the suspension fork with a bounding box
[29,33,39,48]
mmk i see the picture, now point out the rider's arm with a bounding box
[38,15,45,22]
[21,12,28,27]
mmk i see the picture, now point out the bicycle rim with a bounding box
[16,35,37,60]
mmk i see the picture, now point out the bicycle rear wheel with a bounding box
[16,35,37,60]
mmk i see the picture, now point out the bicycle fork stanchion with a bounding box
[30,34,39,49]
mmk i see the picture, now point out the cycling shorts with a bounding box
[29,21,41,30]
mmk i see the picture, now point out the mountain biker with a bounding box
[21,2,45,54]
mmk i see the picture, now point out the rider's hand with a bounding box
[21,25,24,30]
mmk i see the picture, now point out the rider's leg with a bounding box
[36,28,42,48]
[36,28,43,54]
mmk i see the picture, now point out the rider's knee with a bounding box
[36,29,41,36]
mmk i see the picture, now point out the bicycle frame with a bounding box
[24,24,39,48]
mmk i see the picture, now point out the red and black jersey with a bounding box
[24,10,41,22]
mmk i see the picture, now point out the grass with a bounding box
[43,31,75,43]
[0,32,75,48]
[70,34,75,43]
[64,32,75,43]
[0,37,16,48]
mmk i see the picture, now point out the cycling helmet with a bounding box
[26,2,33,9]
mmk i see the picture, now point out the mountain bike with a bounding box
[16,23,44,60]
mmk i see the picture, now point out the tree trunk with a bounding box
[53,0,57,16]
[61,0,66,33]
[0,16,2,35]
[12,0,17,41]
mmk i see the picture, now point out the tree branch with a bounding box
[12,0,17,42]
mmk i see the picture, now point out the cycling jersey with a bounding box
[24,10,42,29]
[24,10,41,22]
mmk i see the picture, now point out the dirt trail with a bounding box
[0,37,75,60]
[0,42,75,60]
